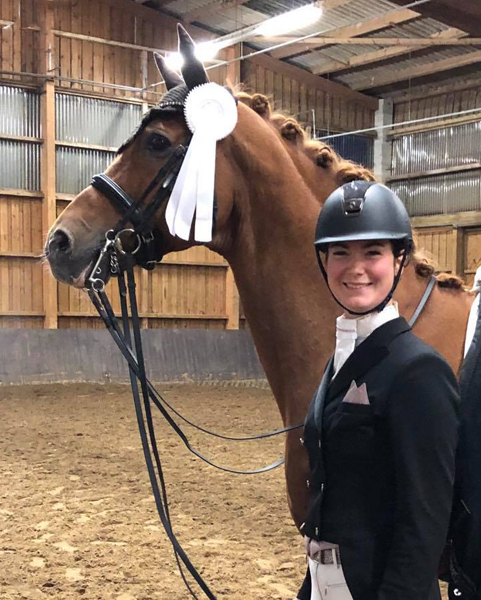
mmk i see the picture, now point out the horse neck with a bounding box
[223,120,338,424]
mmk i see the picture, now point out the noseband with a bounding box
[90,133,192,273]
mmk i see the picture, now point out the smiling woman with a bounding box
[299,180,459,600]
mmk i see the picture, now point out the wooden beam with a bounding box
[313,28,467,75]
[184,0,250,25]
[452,226,465,277]
[52,30,168,54]
[39,0,58,330]
[389,112,481,137]
[271,7,419,59]
[387,162,481,183]
[411,211,481,229]
[387,0,481,37]
[353,50,481,91]
[390,77,481,103]
[225,43,241,87]
[225,267,239,330]
[268,37,481,47]
[245,52,378,110]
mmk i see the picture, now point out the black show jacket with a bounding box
[302,317,459,600]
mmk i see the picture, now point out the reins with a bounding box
[86,135,300,599]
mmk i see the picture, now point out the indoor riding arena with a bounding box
[1,0,480,599]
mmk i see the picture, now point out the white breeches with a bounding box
[308,553,354,600]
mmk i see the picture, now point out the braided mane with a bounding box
[236,91,464,291]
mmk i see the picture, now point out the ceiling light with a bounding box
[164,52,184,71]
[195,42,220,62]
[163,43,220,71]
[255,4,323,37]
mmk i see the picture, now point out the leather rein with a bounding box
[86,134,300,600]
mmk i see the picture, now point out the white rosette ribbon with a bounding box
[166,82,238,242]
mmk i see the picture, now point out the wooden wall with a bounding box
[243,53,377,132]
[0,0,376,330]
[393,83,481,130]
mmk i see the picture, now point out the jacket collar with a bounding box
[329,316,411,399]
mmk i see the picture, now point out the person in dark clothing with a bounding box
[296,181,459,600]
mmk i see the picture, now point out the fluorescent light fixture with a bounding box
[163,43,220,71]
[255,3,323,37]
[164,52,184,71]
[195,42,220,62]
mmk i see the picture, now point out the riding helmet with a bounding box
[315,180,412,254]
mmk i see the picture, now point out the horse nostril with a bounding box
[48,229,72,256]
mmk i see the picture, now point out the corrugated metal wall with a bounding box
[391,171,481,217]
[391,121,481,216]
[0,85,41,191]
[392,122,481,175]
[55,94,143,195]
[56,94,142,146]
[318,131,374,168]
[0,86,40,137]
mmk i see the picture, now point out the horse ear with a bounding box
[153,52,184,90]
[177,23,209,89]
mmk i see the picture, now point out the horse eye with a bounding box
[148,134,171,153]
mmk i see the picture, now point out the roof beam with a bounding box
[312,28,467,74]
[183,0,250,25]
[387,0,481,37]
[270,36,481,46]
[270,7,420,59]
[352,49,481,91]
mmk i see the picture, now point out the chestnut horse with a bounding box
[46,26,473,531]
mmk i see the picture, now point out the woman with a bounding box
[297,180,459,600]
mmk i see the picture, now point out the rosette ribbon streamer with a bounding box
[166,82,238,243]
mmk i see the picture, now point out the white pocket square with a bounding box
[342,380,370,405]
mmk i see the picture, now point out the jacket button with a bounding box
[300,437,305,445]
[315,527,319,536]
[306,479,310,489]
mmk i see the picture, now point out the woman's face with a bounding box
[326,239,399,314]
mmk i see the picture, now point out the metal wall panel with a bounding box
[320,131,374,168]
[56,94,143,147]
[0,85,40,138]
[392,122,481,176]
[56,147,116,194]
[391,171,481,217]
[0,140,40,191]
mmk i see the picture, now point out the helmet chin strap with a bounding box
[316,250,409,317]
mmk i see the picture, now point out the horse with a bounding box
[45,25,474,533]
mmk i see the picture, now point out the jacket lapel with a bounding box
[313,357,334,433]
[329,317,411,399]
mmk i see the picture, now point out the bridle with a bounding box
[89,133,192,277]
[85,120,301,600]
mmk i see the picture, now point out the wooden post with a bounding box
[452,226,465,279]
[225,43,241,88]
[140,100,150,329]
[225,266,239,330]
[40,0,58,329]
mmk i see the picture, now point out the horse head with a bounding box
[46,25,242,286]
